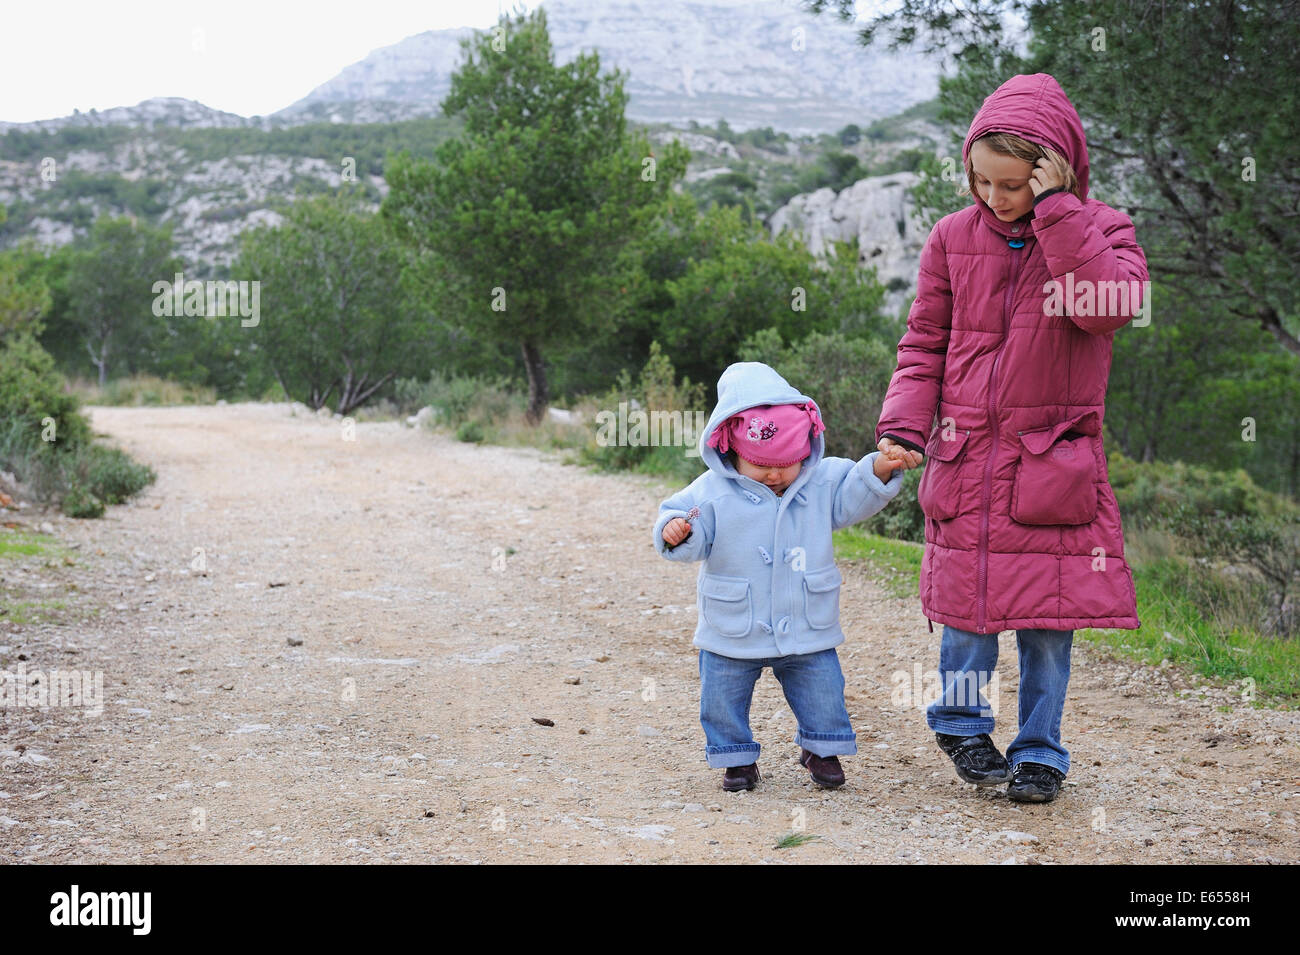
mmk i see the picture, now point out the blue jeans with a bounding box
[925,625,1074,776]
[698,648,857,769]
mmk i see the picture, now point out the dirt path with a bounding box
[1,402,1296,864]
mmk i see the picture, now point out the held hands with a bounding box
[1029,148,1070,197]
[877,438,924,475]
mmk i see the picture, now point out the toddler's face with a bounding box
[970,139,1036,221]
[734,455,802,496]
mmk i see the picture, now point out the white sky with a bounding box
[0,0,542,123]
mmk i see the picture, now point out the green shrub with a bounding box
[455,420,486,443]
[0,332,92,450]
[1107,449,1288,528]
[60,484,104,519]
[393,371,521,426]
[859,466,924,543]
[579,342,707,485]
[74,443,155,506]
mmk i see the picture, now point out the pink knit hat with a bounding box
[706,402,825,468]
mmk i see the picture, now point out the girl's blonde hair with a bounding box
[960,131,1083,202]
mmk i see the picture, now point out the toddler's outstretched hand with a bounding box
[662,517,693,547]
[872,451,906,483]
[877,438,924,471]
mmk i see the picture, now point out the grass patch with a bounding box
[0,530,57,558]
[0,529,73,562]
[833,529,1300,708]
[67,373,217,407]
[1078,556,1300,706]
[0,599,69,625]
[834,526,923,599]
[774,832,821,849]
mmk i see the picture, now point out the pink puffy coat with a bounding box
[875,73,1147,635]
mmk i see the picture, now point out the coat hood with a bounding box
[699,362,824,482]
[963,73,1090,229]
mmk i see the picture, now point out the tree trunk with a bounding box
[520,340,549,425]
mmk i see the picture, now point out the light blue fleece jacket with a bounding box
[653,362,903,659]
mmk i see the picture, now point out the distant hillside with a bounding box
[277,0,941,134]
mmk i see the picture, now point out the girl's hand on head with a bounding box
[1030,149,1070,197]
[662,517,693,547]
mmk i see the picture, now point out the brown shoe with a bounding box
[799,748,845,788]
[722,763,759,791]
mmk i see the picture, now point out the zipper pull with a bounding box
[1007,238,1025,248]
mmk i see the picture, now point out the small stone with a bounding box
[998,831,1038,844]
[636,725,661,737]
[286,636,303,647]
[564,677,581,685]
[531,717,555,727]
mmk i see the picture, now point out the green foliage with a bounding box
[1108,448,1300,636]
[62,216,182,386]
[833,527,924,597]
[0,244,52,339]
[796,150,866,195]
[455,420,486,443]
[0,331,91,450]
[774,832,820,849]
[662,215,891,386]
[237,190,424,413]
[1082,552,1300,702]
[393,370,521,426]
[383,7,688,422]
[0,364,152,517]
[1107,448,1293,530]
[65,442,154,508]
[59,483,104,518]
[90,374,217,406]
[580,342,707,485]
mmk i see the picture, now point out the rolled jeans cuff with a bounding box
[926,714,996,736]
[705,742,760,769]
[794,730,857,757]
[1008,750,1070,777]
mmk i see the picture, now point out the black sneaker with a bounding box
[1007,762,1065,803]
[722,763,759,792]
[935,732,1011,786]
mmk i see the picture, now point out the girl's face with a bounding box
[969,139,1036,221]
[734,455,802,496]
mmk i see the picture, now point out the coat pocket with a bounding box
[917,428,970,522]
[700,573,753,637]
[1011,411,1100,525]
[802,565,843,630]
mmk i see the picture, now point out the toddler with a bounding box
[654,361,904,790]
